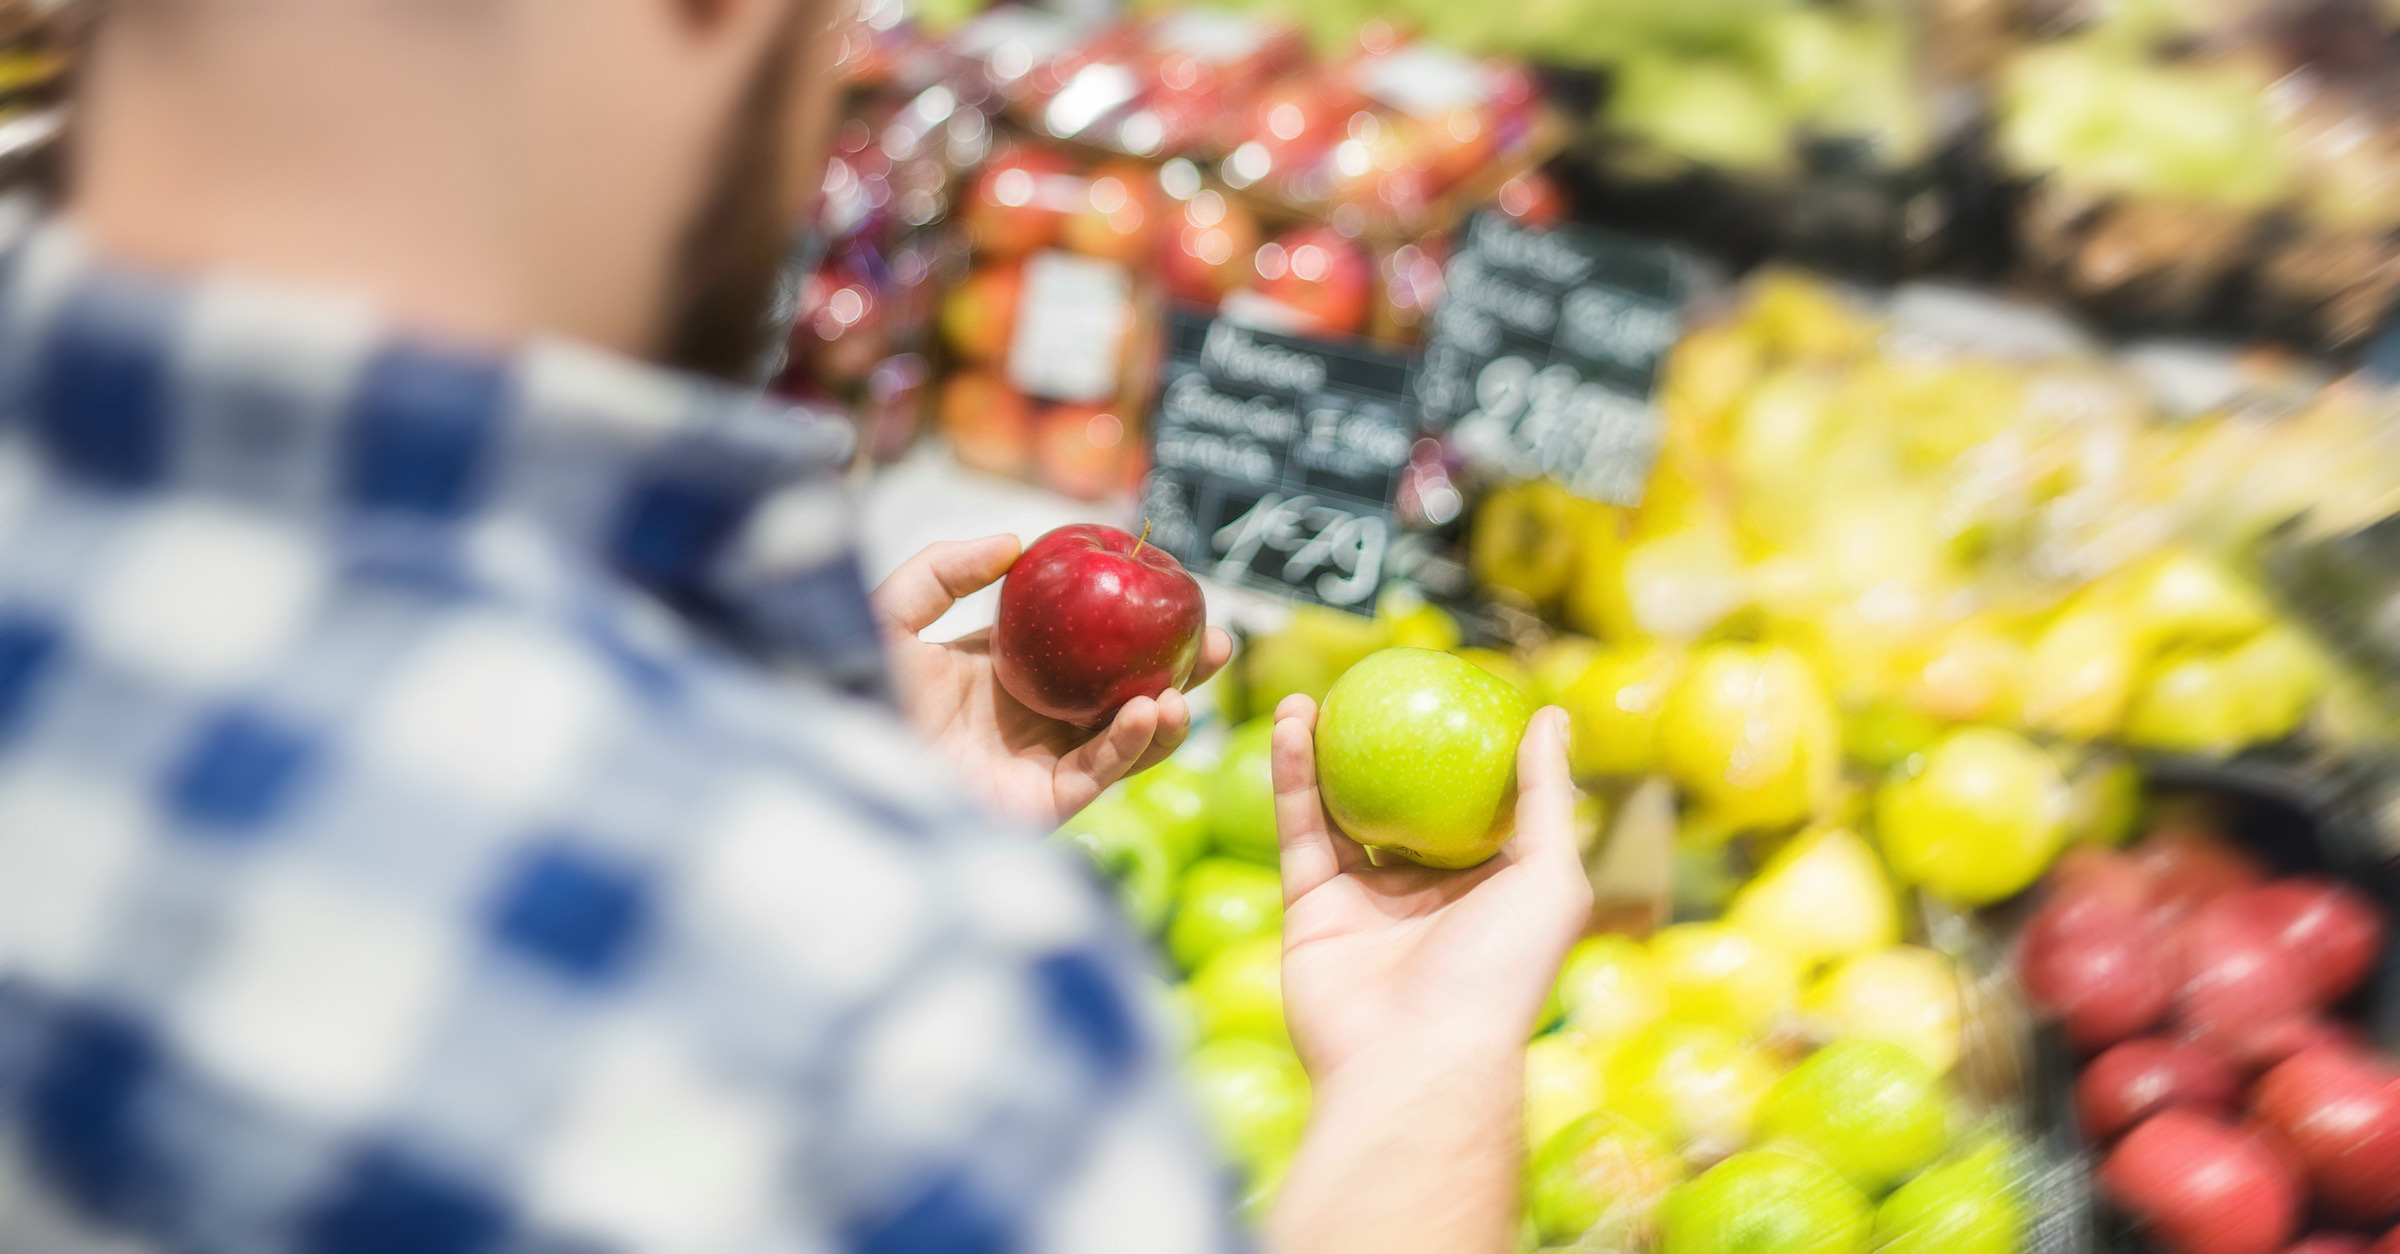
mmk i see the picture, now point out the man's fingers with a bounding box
[1271,694,1352,905]
[1056,695,1160,817]
[1511,706,1582,875]
[870,535,1022,639]
[1126,687,1191,777]
[1186,626,1235,690]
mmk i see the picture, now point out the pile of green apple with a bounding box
[1522,826,2026,1254]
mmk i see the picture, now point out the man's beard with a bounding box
[658,8,812,383]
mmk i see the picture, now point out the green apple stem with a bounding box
[1363,845,1390,868]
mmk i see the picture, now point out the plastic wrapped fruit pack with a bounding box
[1991,2,2400,348]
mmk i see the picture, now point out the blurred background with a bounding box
[8,0,2400,1251]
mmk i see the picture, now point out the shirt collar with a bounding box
[0,214,889,693]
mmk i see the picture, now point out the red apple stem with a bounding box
[1133,519,1152,559]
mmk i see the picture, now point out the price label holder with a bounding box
[1419,211,1693,505]
[1140,315,1417,612]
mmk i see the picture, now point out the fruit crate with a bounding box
[2027,758,2400,1254]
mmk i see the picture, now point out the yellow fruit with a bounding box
[1620,527,1753,642]
[2222,624,2328,743]
[1564,642,1687,778]
[1657,644,1840,832]
[1606,1021,1781,1159]
[1527,1035,1609,1150]
[2021,600,2143,740]
[1474,479,1582,605]
[1906,619,2027,725]
[1531,635,1604,705]
[1874,727,2068,906]
[1803,946,1963,1075]
[1651,922,1802,1040]
[1380,588,1463,651]
[1725,827,1899,969]
[2121,547,2274,648]
[2124,649,2248,756]
[1557,935,1672,1050]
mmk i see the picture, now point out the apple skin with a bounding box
[938,264,1023,365]
[2099,1109,2302,1254]
[1032,403,1132,502]
[1253,225,1373,337]
[993,524,1207,728]
[2252,1043,2400,1225]
[1314,647,1535,869]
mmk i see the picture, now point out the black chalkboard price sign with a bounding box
[1140,315,1417,611]
[1419,211,1691,506]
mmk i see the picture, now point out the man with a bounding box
[0,1,1593,1251]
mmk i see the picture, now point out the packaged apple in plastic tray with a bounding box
[1007,10,1310,161]
[1212,29,1573,244]
[2018,758,2400,1254]
[1989,5,2400,352]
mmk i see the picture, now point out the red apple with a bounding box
[2133,826,2265,923]
[2100,1110,2303,1254]
[1033,403,1132,502]
[2020,868,2177,1052]
[2253,1043,2400,1225]
[962,146,1075,260]
[1251,225,1372,337]
[2080,1037,2243,1143]
[2372,1230,2400,1254]
[939,264,1024,366]
[939,371,1035,478]
[1496,170,1567,225]
[2177,890,2324,1068]
[1062,161,1164,267]
[2245,878,2386,1006]
[993,524,1208,727]
[1158,189,1261,305]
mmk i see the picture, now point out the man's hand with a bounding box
[1266,694,1591,1254]
[872,535,1234,828]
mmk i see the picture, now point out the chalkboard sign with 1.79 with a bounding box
[1141,316,1417,611]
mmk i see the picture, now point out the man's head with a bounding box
[72,0,842,376]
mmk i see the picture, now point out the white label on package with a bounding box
[1007,251,1133,404]
[1354,44,1494,118]
[1154,10,1271,63]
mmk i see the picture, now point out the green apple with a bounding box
[1124,758,1211,869]
[1526,1111,1687,1249]
[1206,720,1280,864]
[1314,648,1536,869]
[1526,1034,1608,1151]
[1660,1148,1873,1254]
[1167,857,1282,973]
[1380,589,1462,652]
[2121,547,2273,648]
[1186,1037,1310,1172]
[1556,934,1670,1052]
[1563,642,1686,778]
[1874,1136,2024,1254]
[1056,797,1178,934]
[1756,1039,1950,1194]
[2021,599,2141,741]
[1651,922,1801,1040]
[1657,644,1838,832]
[1606,1021,1780,1158]
[1192,933,1287,1047]
[1874,727,2067,906]
[1724,827,1898,968]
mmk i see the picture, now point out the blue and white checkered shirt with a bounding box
[0,216,1244,1254]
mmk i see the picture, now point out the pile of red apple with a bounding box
[2014,811,2396,1254]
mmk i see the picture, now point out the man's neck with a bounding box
[66,8,668,359]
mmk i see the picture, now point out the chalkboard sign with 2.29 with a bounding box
[1140,316,1417,611]
[1419,211,1690,506]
